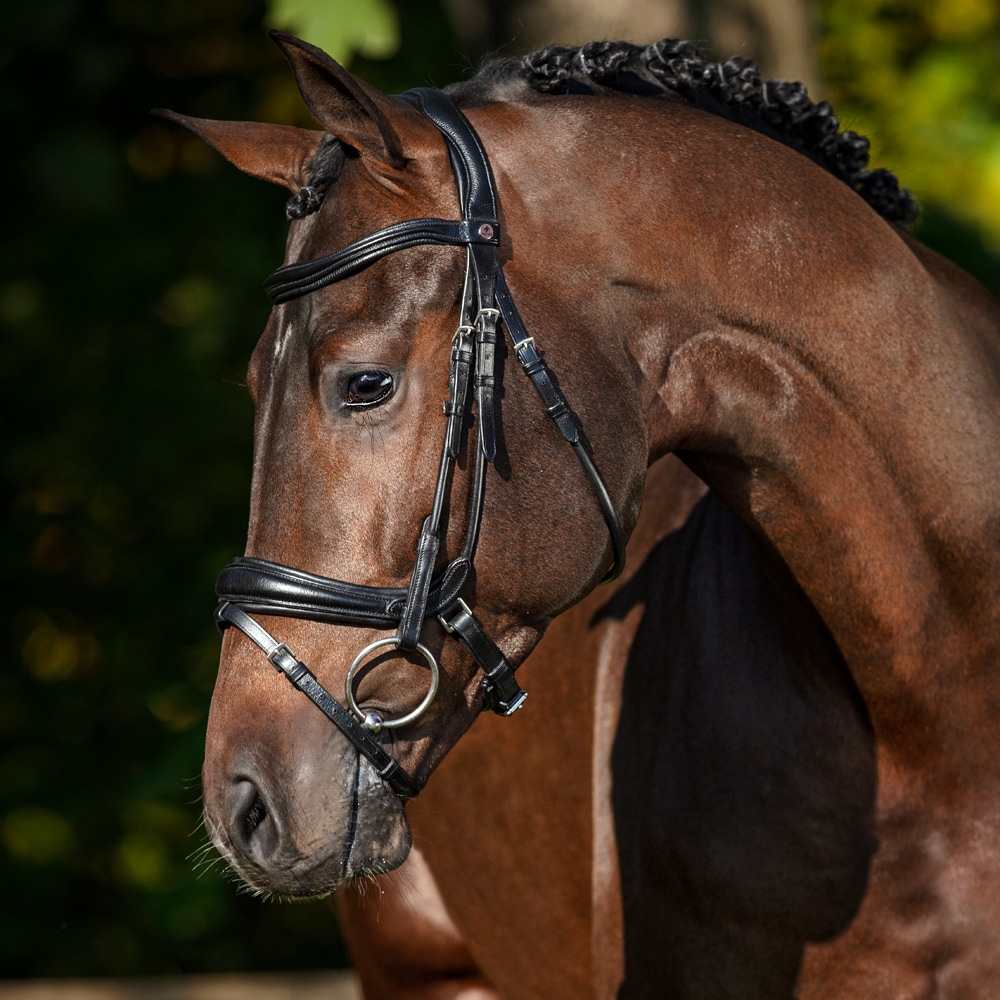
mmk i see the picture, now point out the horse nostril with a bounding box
[230,778,280,861]
[244,793,267,839]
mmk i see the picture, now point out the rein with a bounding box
[215,88,625,799]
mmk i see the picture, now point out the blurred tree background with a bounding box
[1,0,997,982]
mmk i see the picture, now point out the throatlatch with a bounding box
[215,87,625,800]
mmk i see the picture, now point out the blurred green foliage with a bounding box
[0,0,457,980]
[1,0,997,983]
[266,0,401,65]
[820,0,1000,261]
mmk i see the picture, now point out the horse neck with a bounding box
[646,126,1000,734]
[490,96,1000,746]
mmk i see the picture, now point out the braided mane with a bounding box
[289,38,917,226]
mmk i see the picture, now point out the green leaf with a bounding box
[266,0,400,65]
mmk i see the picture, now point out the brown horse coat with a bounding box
[171,33,1000,998]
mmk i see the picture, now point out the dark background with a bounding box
[2,0,998,981]
[1,0,473,978]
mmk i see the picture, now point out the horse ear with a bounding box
[153,110,325,193]
[268,30,418,169]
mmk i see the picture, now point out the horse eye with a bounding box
[345,371,394,409]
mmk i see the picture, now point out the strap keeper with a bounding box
[266,643,313,687]
[437,597,471,634]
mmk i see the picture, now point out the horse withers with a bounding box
[164,33,1000,998]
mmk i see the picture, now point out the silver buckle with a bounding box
[266,642,294,667]
[475,307,501,328]
[437,597,472,634]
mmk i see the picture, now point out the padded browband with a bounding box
[264,218,498,304]
[265,87,502,306]
[216,555,471,627]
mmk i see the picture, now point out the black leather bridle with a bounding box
[214,88,625,799]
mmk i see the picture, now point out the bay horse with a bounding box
[164,32,1000,998]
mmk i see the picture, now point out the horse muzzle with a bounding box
[202,703,412,896]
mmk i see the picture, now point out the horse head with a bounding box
[169,33,646,895]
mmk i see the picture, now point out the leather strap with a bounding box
[402,88,499,225]
[438,600,527,716]
[216,602,415,798]
[396,516,441,650]
[444,324,475,458]
[264,218,497,304]
[495,271,626,581]
[216,555,471,626]
[407,87,502,463]
[473,304,499,461]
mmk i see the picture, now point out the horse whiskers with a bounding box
[188,839,233,883]
[191,808,248,888]
[341,869,388,919]
[188,838,225,877]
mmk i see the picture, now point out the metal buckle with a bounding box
[266,642,295,669]
[475,307,501,328]
[437,597,472,634]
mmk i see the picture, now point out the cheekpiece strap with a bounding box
[396,516,441,650]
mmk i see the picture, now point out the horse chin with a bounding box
[340,765,414,884]
[204,756,413,899]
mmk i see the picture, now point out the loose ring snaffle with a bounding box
[345,638,440,734]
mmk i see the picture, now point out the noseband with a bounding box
[215,88,625,799]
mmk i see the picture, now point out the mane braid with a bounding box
[512,39,917,225]
[286,38,917,226]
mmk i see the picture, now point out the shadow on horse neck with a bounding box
[167,32,1000,998]
[601,489,875,996]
